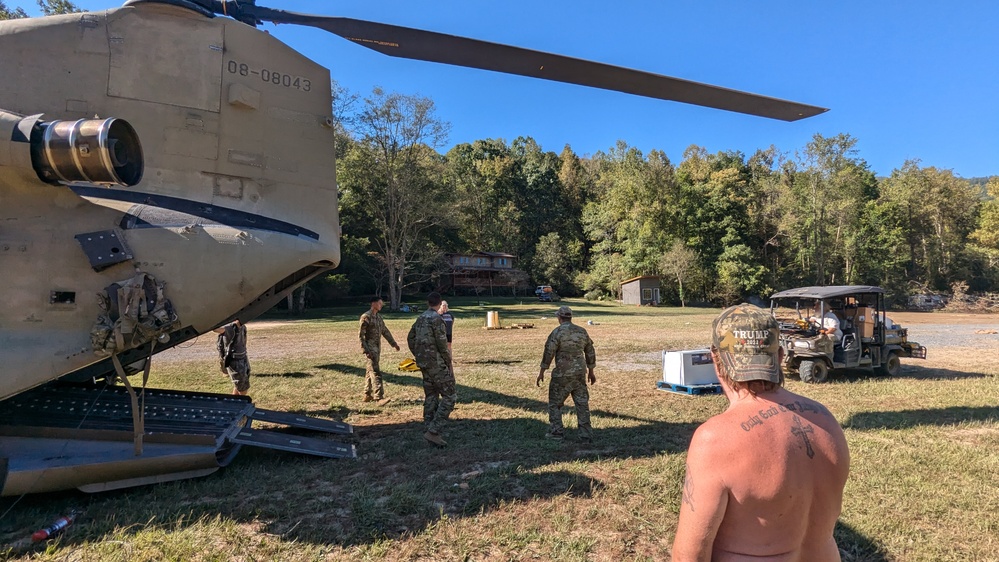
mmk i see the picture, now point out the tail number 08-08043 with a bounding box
[226,60,312,92]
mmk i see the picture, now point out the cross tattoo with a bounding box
[791,415,815,458]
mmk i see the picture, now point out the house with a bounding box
[444,252,527,296]
[621,275,661,305]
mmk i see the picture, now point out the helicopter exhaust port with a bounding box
[0,111,143,187]
[32,117,144,187]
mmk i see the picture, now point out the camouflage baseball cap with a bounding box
[711,304,781,383]
[556,306,573,318]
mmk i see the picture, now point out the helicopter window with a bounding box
[50,291,76,305]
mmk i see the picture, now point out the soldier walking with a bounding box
[537,306,596,441]
[214,319,250,396]
[407,292,456,448]
[359,296,400,405]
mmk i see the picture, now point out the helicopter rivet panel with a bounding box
[107,8,223,113]
[73,229,134,271]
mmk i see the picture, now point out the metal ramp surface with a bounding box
[232,427,355,458]
[0,382,356,495]
[249,408,353,435]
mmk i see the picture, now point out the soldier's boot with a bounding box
[423,431,447,448]
[377,397,392,406]
[362,395,374,403]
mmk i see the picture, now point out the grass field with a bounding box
[2,298,998,561]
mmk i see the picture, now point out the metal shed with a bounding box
[621,276,661,305]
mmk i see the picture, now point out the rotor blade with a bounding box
[249,7,826,122]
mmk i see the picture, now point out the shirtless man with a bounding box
[671,304,850,562]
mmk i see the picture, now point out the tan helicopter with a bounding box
[0,0,826,496]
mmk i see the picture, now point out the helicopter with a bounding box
[0,0,826,496]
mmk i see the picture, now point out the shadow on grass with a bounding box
[835,520,891,562]
[316,363,366,377]
[254,371,313,379]
[843,405,999,430]
[318,363,552,412]
[0,412,696,555]
[795,365,989,384]
[459,358,524,365]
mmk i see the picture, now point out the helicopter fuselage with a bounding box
[0,4,341,399]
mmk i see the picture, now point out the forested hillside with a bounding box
[328,87,998,308]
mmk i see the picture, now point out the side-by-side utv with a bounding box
[770,286,927,383]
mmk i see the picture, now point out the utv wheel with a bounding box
[799,360,829,384]
[875,352,900,377]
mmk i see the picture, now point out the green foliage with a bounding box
[336,87,452,309]
[879,161,981,291]
[970,177,999,250]
[715,244,768,303]
[330,87,990,305]
[533,232,582,294]
[0,0,80,18]
[36,0,81,15]
[0,1,28,18]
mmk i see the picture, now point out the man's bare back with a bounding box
[673,387,849,561]
[672,304,850,562]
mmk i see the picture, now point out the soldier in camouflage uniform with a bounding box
[537,306,596,441]
[407,292,455,448]
[214,319,250,396]
[359,296,401,405]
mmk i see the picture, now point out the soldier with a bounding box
[359,296,400,406]
[536,306,596,441]
[407,292,455,448]
[213,319,250,396]
[671,304,850,561]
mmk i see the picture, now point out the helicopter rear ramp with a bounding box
[0,383,355,496]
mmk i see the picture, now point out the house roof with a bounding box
[446,251,517,258]
[620,275,660,286]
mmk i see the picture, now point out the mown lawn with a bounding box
[2,298,997,561]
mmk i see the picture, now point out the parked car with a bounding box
[770,285,927,383]
[536,285,561,302]
[908,294,946,310]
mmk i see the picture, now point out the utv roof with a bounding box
[771,285,884,300]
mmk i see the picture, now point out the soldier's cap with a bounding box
[711,304,781,383]
[556,306,573,318]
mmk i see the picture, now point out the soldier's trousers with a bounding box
[226,358,251,393]
[364,352,384,399]
[422,368,457,435]
[548,374,591,438]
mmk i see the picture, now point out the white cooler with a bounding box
[662,349,718,386]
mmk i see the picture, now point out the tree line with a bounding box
[328,86,997,309]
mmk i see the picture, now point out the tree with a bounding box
[659,241,699,307]
[784,133,876,286]
[715,244,768,304]
[970,177,999,250]
[445,139,524,254]
[1,0,80,18]
[0,1,28,18]
[534,232,581,293]
[336,88,452,310]
[36,0,81,15]
[879,161,980,291]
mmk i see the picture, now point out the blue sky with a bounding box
[34,1,999,178]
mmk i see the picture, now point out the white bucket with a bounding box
[486,311,501,328]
